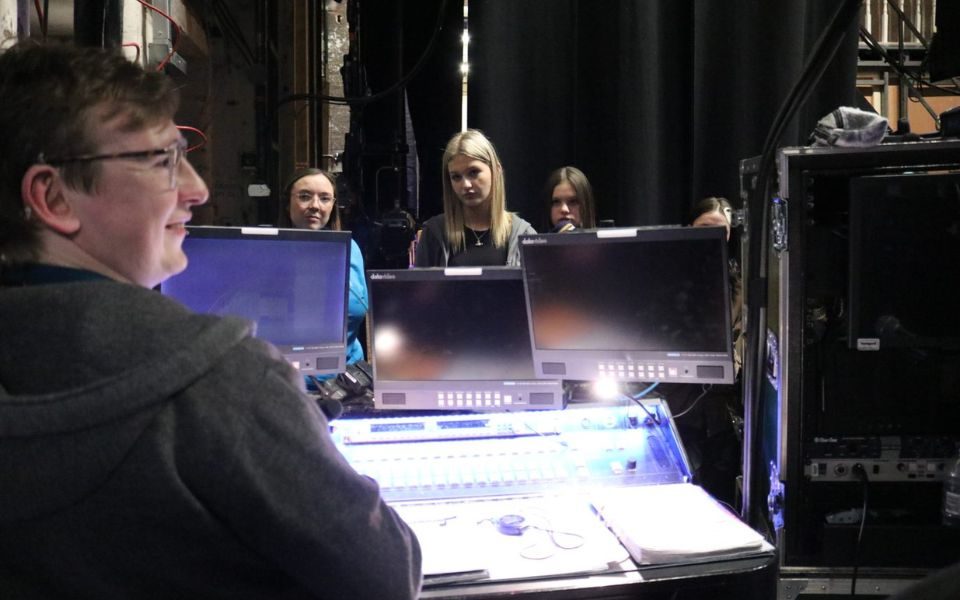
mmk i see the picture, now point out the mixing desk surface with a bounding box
[331,401,691,503]
[331,400,773,591]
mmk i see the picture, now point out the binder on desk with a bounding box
[591,483,771,565]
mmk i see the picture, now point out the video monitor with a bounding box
[848,172,960,351]
[519,226,734,384]
[161,226,351,376]
[367,267,564,411]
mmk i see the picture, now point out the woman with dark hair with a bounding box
[665,195,744,506]
[690,196,734,240]
[281,167,368,366]
[414,129,536,267]
[543,166,597,231]
[690,196,741,364]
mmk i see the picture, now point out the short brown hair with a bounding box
[0,42,179,264]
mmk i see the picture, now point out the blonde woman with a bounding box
[414,129,536,267]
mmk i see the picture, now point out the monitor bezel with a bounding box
[366,266,564,411]
[163,225,352,376]
[519,225,735,385]
[847,172,960,351]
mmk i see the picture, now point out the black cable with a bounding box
[859,27,946,130]
[278,0,449,108]
[750,16,853,242]
[850,464,870,596]
[742,0,864,523]
[756,1,861,174]
[897,0,908,132]
[626,381,661,425]
[671,384,712,420]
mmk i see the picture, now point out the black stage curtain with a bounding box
[454,0,860,230]
[402,0,464,221]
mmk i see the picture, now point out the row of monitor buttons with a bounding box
[598,363,679,378]
[437,392,514,408]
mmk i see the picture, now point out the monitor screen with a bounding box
[367,267,564,411]
[848,172,960,351]
[161,226,351,376]
[811,171,960,435]
[519,226,734,384]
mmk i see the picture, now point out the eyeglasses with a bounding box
[293,191,335,205]
[37,138,189,191]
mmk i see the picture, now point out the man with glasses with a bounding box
[0,43,421,599]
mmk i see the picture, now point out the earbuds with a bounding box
[496,514,527,536]
[490,513,586,558]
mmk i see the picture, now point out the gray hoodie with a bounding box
[0,278,421,599]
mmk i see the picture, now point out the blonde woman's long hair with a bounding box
[440,129,512,252]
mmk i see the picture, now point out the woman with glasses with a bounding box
[414,129,536,267]
[280,167,368,367]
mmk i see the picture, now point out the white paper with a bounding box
[591,483,770,564]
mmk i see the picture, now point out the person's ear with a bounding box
[21,164,81,235]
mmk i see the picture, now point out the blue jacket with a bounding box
[346,239,368,364]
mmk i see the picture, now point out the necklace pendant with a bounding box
[469,227,485,246]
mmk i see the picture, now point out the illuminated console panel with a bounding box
[330,401,691,503]
[331,402,774,586]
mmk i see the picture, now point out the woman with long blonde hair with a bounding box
[414,129,536,267]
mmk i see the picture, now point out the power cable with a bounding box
[849,464,870,596]
[742,0,864,523]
